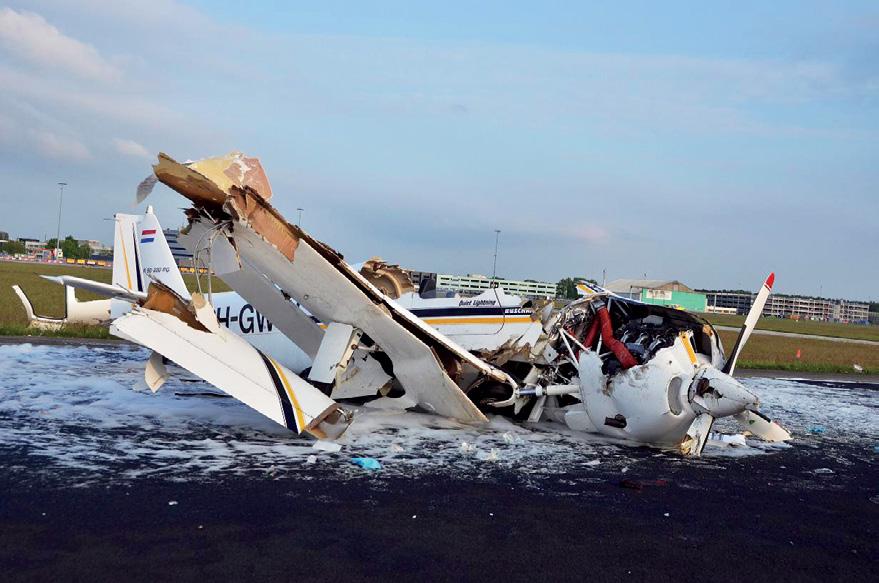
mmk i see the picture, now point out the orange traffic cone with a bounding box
[796,349,802,359]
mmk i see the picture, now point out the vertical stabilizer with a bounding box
[137,207,190,299]
[113,213,143,293]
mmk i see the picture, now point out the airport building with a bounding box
[18,238,44,252]
[605,279,708,312]
[77,239,112,256]
[409,271,559,299]
[700,290,870,324]
[163,229,194,266]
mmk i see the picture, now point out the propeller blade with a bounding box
[680,413,715,456]
[734,409,791,442]
[135,174,158,206]
[722,272,775,376]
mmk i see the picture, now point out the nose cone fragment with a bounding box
[690,368,759,418]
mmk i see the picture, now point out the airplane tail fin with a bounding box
[137,207,190,299]
[111,207,189,300]
[113,212,144,293]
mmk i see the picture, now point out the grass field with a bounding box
[718,330,879,374]
[703,312,879,342]
[0,260,228,337]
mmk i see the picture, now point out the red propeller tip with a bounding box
[765,272,775,290]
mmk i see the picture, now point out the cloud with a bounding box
[28,129,92,161]
[0,7,120,81]
[112,138,151,159]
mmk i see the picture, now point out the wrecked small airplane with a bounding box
[22,150,791,456]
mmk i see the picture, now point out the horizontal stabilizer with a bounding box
[41,275,147,302]
[111,289,350,439]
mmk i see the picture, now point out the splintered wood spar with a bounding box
[141,281,208,333]
[152,151,273,206]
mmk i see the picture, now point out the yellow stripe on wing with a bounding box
[268,356,306,431]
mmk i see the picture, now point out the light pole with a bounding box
[55,182,67,259]
[492,229,501,279]
[296,207,303,227]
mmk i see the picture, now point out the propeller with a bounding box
[681,273,790,456]
[720,272,791,443]
[723,272,774,376]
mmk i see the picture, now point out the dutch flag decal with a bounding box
[140,229,156,244]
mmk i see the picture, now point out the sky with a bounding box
[0,1,876,300]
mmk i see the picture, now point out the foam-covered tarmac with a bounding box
[0,343,876,581]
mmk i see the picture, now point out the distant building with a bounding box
[18,238,44,252]
[163,229,194,266]
[78,239,112,256]
[0,230,9,242]
[606,279,707,312]
[409,271,558,300]
[699,290,870,324]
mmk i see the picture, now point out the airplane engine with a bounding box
[579,335,700,445]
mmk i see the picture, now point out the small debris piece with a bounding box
[168,501,178,506]
[411,515,417,519]
[663,513,670,517]
[585,459,601,467]
[460,441,476,454]
[351,457,382,470]
[313,440,342,453]
[305,455,318,464]
[853,364,864,373]
[813,467,834,475]
[808,426,826,434]
[485,448,500,462]
[390,443,404,453]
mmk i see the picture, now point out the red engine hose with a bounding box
[582,307,638,369]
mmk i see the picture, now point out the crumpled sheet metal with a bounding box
[359,257,415,299]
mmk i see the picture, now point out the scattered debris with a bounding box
[853,364,864,373]
[313,440,342,453]
[305,455,317,465]
[502,432,523,445]
[459,441,476,454]
[168,500,178,506]
[812,468,834,475]
[585,459,601,467]
[389,443,405,453]
[808,426,826,435]
[709,432,748,447]
[351,457,382,470]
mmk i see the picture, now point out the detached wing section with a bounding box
[154,152,515,423]
[111,283,350,439]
